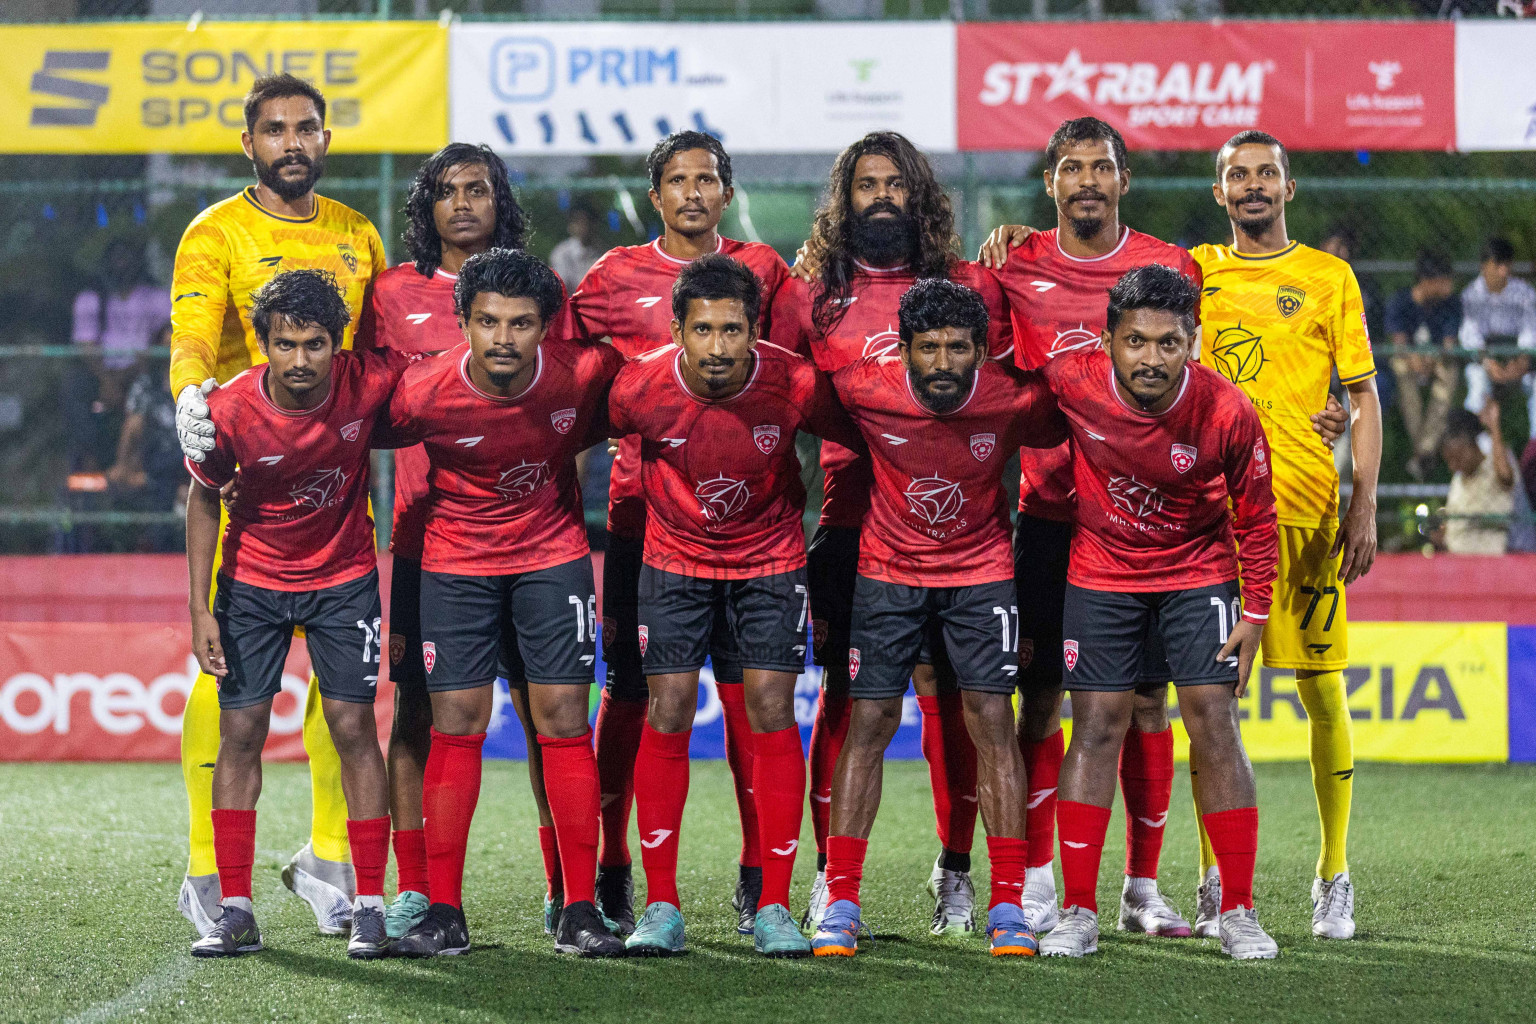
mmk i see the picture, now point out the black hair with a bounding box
[1482,237,1516,265]
[1045,117,1128,173]
[1322,223,1358,252]
[647,130,732,192]
[249,268,351,346]
[243,74,326,133]
[1415,250,1454,282]
[403,143,528,276]
[454,248,564,324]
[1216,130,1289,179]
[671,253,762,327]
[1105,264,1200,337]
[897,278,989,350]
[1443,408,1484,446]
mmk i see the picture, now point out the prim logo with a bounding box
[1050,323,1099,356]
[904,474,966,526]
[289,468,347,509]
[753,424,780,455]
[1211,323,1265,384]
[862,325,901,358]
[635,296,664,309]
[494,459,550,500]
[695,474,750,523]
[30,51,110,127]
[406,313,432,325]
[1107,475,1164,519]
[550,408,576,435]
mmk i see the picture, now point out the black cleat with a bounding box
[190,904,263,958]
[391,902,470,957]
[732,865,763,936]
[347,903,389,960]
[596,863,636,937]
[555,899,628,957]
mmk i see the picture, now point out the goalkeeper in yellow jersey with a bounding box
[1190,131,1382,941]
[170,73,387,939]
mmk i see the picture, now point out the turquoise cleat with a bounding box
[987,904,1039,957]
[811,899,864,957]
[753,903,812,958]
[625,901,686,957]
[384,890,430,941]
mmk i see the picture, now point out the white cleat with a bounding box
[281,842,355,936]
[1021,863,1060,934]
[1038,905,1098,957]
[1193,866,1222,939]
[178,873,223,938]
[801,870,829,931]
[1311,872,1357,939]
[925,856,977,936]
[1119,876,1193,937]
[1219,906,1279,960]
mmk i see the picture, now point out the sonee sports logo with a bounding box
[1063,639,1080,672]
[422,642,437,674]
[970,433,996,461]
[904,474,966,526]
[550,408,576,435]
[848,647,862,680]
[1170,443,1197,474]
[30,51,110,127]
[753,424,780,455]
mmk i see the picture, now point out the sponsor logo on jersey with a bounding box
[753,424,781,455]
[1085,430,1106,441]
[340,419,363,442]
[848,647,861,680]
[1050,323,1100,356]
[257,454,284,466]
[695,474,750,523]
[635,296,663,308]
[904,474,967,526]
[289,467,347,509]
[637,625,649,657]
[550,408,576,435]
[1030,280,1057,293]
[1276,284,1306,318]
[257,255,283,268]
[1107,475,1164,519]
[1252,439,1269,477]
[1063,639,1079,671]
[422,641,437,674]
[1211,323,1265,384]
[1018,637,1034,670]
[456,436,485,447]
[812,618,828,652]
[337,243,359,274]
[662,437,687,447]
[881,433,909,446]
[406,313,432,325]
[494,459,550,500]
[862,325,901,358]
[970,432,996,461]
[1170,443,1197,474]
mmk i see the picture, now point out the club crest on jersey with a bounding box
[422,642,437,674]
[904,475,966,526]
[340,419,363,442]
[812,618,828,652]
[637,625,649,657]
[495,460,550,500]
[550,408,576,435]
[1253,439,1270,477]
[1107,475,1164,519]
[970,433,996,461]
[753,424,781,455]
[1063,639,1079,672]
[696,474,750,524]
[289,467,346,509]
[1018,638,1034,671]
[1170,443,1198,474]
[848,647,861,680]
[1276,285,1306,319]
[389,633,405,667]
[337,243,358,274]
[1212,323,1265,384]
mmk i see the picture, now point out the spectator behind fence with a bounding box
[549,204,604,291]
[1440,404,1515,555]
[106,325,184,515]
[1460,237,1536,441]
[1386,251,1461,481]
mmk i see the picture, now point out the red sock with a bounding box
[1057,800,1112,913]
[537,826,561,898]
[633,723,691,908]
[346,816,390,898]
[716,683,761,868]
[391,828,428,897]
[422,729,486,910]
[987,836,1028,911]
[808,689,850,857]
[211,808,256,902]
[825,835,868,908]
[1022,731,1064,869]
[752,726,806,909]
[593,691,645,868]
[1120,726,1175,880]
[537,731,602,907]
[918,692,979,854]
[1203,806,1259,912]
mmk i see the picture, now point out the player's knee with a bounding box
[848,697,902,749]
[1131,690,1171,733]
[323,703,379,752]
[531,687,591,739]
[1295,672,1347,720]
[1018,685,1063,742]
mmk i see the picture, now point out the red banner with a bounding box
[957,21,1455,152]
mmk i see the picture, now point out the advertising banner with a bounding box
[0,22,447,154]
[957,21,1455,153]
[450,22,956,155]
[1454,22,1536,151]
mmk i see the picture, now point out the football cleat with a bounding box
[733,865,763,936]
[555,899,627,957]
[178,873,223,938]
[753,903,813,958]
[1311,872,1357,940]
[811,899,865,957]
[1193,866,1222,939]
[385,889,430,941]
[392,902,471,957]
[544,891,564,937]
[801,870,829,931]
[1118,876,1193,937]
[596,863,636,937]
[1038,905,1099,957]
[1021,864,1060,934]
[347,899,389,960]
[281,842,354,936]
[190,901,263,958]
[986,904,1039,957]
[625,902,686,957]
[1219,906,1279,960]
[926,854,977,937]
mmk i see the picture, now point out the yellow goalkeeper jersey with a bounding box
[1192,240,1376,528]
[169,187,386,395]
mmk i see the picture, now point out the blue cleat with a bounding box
[988,903,1039,957]
[753,903,812,958]
[811,899,864,957]
[625,901,686,956]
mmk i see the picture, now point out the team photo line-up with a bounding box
[170,71,1376,963]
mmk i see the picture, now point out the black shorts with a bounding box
[388,555,428,706]
[806,524,859,672]
[213,570,382,711]
[638,565,804,677]
[1060,580,1241,692]
[1013,514,1073,695]
[847,575,1019,700]
[419,558,597,692]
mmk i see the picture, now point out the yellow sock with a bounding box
[303,676,351,863]
[181,673,223,877]
[1189,749,1217,877]
[1297,670,1353,879]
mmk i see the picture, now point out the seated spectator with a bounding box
[1460,237,1536,441]
[549,204,604,291]
[1440,404,1516,555]
[1386,251,1461,481]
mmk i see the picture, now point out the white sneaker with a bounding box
[177,873,223,938]
[801,870,829,931]
[1021,863,1060,934]
[1219,906,1279,959]
[1119,876,1193,937]
[1311,872,1356,939]
[281,841,354,935]
[1193,866,1222,939]
[1039,905,1099,957]
[925,855,977,936]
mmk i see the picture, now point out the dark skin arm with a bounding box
[1332,378,1383,584]
[186,479,226,677]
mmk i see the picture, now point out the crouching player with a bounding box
[1034,265,1280,960]
[813,279,1066,958]
[184,270,410,958]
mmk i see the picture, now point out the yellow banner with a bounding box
[0,22,446,154]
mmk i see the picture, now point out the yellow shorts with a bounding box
[1261,522,1348,671]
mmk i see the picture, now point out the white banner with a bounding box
[1455,22,1536,151]
[449,22,956,155]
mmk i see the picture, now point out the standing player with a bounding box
[556,131,790,936]
[771,131,1015,935]
[378,249,626,958]
[608,255,863,957]
[811,280,1065,959]
[184,270,409,959]
[1191,131,1381,940]
[1033,265,1279,961]
[170,74,387,938]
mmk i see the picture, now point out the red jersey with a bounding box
[187,348,410,591]
[553,236,791,541]
[380,338,625,577]
[770,259,1015,529]
[609,342,862,580]
[831,356,1065,588]
[995,227,1201,522]
[1040,347,1277,622]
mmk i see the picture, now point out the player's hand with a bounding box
[788,241,816,282]
[976,225,1035,269]
[1331,497,1378,586]
[176,379,218,462]
[191,607,228,678]
[219,474,241,512]
[1310,393,1349,450]
[608,438,620,457]
[1478,397,1502,433]
[1217,619,1264,698]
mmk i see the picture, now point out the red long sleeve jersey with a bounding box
[770,259,1015,529]
[380,339,625,577]
[1040,347,1278,622]
[994,228,1201,522]
[831,356,1065,588]
[608,342,863,580]
[552,237,790,541]
[187,348,410,591]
